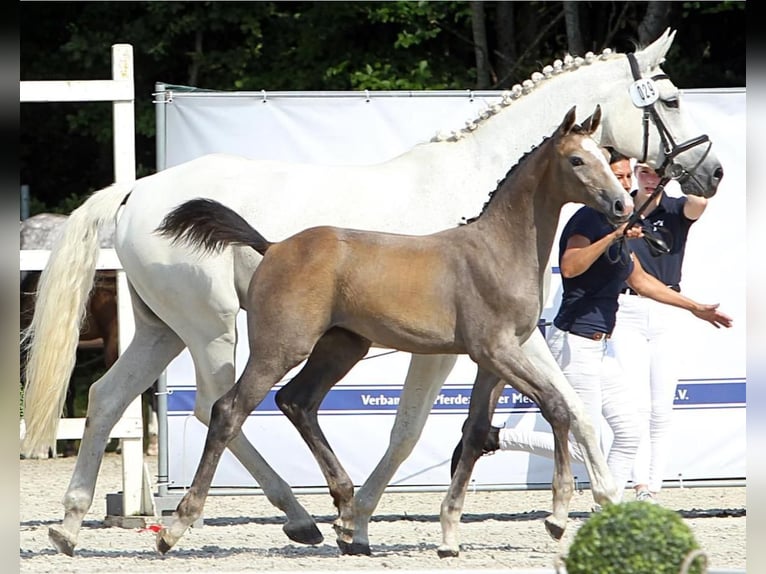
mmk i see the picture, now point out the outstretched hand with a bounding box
[692,303,733,329]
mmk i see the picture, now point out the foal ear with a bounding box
[580,105,602,134]
[558,105,577,135]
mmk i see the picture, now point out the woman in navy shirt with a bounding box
[611,163,709,504]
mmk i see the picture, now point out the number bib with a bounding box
[629,77,659,107]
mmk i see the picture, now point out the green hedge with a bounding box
[564,501,706,574]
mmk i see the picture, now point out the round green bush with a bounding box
[564,501,707,574]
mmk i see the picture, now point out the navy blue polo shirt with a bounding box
[627,192,694,289]
[553,206,634,336]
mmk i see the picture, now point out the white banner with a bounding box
[161,87,745,492]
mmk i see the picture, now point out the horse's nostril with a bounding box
[714,166,724,180]
[615,200,624,214]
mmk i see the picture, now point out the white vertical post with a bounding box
[20,43,147,519]
[111,44,144,517]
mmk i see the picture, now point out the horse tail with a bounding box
[21,182,133,457]
[156,198,273,256]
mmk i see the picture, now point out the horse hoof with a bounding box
[156,529,175,555]
[338,541,371,556]
[544,517,566,541]
[283,520,323,546]
[48,524,76,556]
[332,523,354,545]
[437,546,460,558]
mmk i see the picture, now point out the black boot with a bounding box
[483,425,500,453]
[449,425,501,478]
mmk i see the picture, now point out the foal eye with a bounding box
[662,98,679,109]
[569,156,584,167]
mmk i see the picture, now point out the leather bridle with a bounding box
[622,52,713,235]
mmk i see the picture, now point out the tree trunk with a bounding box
[189,28,203,87]
[638,1,671,46]
[563,1,584,55]
[495,1,516,88]
[470,1,491,89]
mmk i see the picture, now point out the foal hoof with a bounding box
[332,522,354,545]
[283,520,323,546]
[156,528,175,555]
[337,540,372,555]
[48,524,76,556]
[544,516,567,541]
[437,546,460,558]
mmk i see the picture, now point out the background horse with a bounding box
[20,213,158,457]
[22,29,723,557]
[153,106,633,555]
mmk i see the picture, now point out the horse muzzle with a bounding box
[604,192,633,224]
[678,163,724,198]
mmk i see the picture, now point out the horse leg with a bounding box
[521,329,618,504]
[48,299,185,556]
[274,328,371,551]
[484,343,574,539]
[157,353,292,554]
[438,367,502,557]
[126,241,319,546]
[184,332,322,546]
[144,383,159,456]
[440,343,575,556]
[350,353,457,555]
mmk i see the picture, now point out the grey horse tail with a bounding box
[156,198,273,256]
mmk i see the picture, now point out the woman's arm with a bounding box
[560,223,642,278]
[626,257,732,328]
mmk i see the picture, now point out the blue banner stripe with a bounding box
[167,380,745,414]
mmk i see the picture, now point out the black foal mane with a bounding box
[458,123,588,226]
[459,135,549,226]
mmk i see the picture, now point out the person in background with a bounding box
[450,150,732,505]
[605,147,633,192]
[610,162,709,504]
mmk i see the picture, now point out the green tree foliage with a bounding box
[20,1,746,214]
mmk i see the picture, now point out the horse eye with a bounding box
[569,156,584,167]
[663,98,679,109]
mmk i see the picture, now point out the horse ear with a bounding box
[580,105,602,134]
[635,27,675,70]
[558,105,577,135]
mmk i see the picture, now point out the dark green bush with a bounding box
[564,501,706,574]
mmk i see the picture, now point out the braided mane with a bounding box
[431,48,618,143]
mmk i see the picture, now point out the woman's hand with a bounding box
[613,221,643,241]
[691,303,733,329]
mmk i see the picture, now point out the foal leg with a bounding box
[186,333,322,546]
[440,344,574,557]
[485,343,574,539]
[521,329,618,504]
[439,368,502,557]
[350,354,457,555]
[48,303,185,556]
[275,328,371,551]
[157,356,288,554]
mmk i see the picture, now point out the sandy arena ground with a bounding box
[19,452,745,573]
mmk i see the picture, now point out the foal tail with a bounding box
[21,182,133,457]
[156,198,273,256]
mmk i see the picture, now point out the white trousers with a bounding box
[498,324,641,500]
[611,293,682,493]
